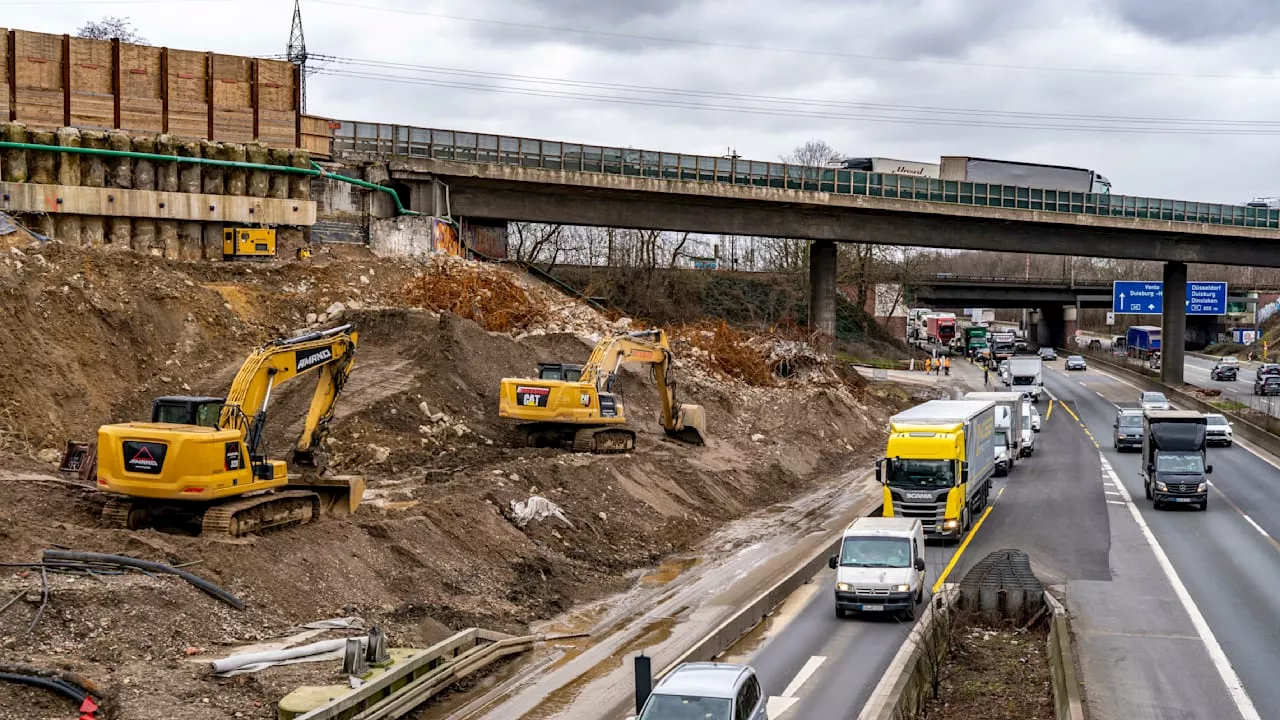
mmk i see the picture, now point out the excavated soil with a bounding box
[0,242,895,720]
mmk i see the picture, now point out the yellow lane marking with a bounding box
[1045,400,1054,420]
[1059,401,1081,422]
[932,505,994,593]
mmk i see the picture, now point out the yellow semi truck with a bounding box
[879,400,996,541]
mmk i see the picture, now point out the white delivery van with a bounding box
[829,517,927,621]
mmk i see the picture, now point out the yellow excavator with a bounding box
[71,325,364,537]
[498,329,707,453]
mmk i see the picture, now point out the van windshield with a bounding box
[638,694,731,720]
[1118,415,1142,428]
[839,537,911,568]
[1155,452,1205,474]
[886,459,954,488]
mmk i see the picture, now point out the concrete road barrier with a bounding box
[1045,593,1086,720]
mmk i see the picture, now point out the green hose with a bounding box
[0,140,420,216]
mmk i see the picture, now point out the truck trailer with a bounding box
[963,392,1028,473]
[827,157,941,178]
[880,400,996,540]
[1142,411,1210,511]
[926,313,958,347]
[1127,326,1162,359]
[939,156,1112,194]
[991,332,1017,363]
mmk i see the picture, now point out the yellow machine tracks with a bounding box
[201,490,322,537]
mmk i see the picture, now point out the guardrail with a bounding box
[329,120,1280,230]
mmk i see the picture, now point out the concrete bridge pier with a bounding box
[1063,305,1078,343]
[808,240,837,346]
[1162,261,1187,386]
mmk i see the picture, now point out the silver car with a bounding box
[1139,391,1171,411]
[637,663,767,720]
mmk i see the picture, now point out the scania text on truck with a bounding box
[1127,325,1162,360]
[925,313,958,347]
[963,392,1027,473]
[1142,411,1211,511]
[880,400,996,540]
[1008,356,1044,401]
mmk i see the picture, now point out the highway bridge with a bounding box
[330,119,1280,387]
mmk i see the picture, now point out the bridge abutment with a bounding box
[1063,305,1077,343]
[1162,261,1187,386]
[808,240,837,345]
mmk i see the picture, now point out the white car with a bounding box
[1139,391,1171,411]
[1030,405,1041,432]
[1205,413,1233,447]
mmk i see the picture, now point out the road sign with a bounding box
[1111,280,1228,315]
[1186,282,1227,315]
[1113,281,1163,314]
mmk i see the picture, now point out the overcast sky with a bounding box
[9,0,1280,203]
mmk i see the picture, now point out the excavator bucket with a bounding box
[666,404,708,445]
[289,474,366,516]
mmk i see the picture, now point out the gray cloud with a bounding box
[1108,0,1280,42]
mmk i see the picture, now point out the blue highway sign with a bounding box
[1186,282,1227,315]
[1113,281,1163,314]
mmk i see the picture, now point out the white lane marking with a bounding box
[1099,455,1262,720]
[1241,514,1271,539]
[1105,491,1123,497]
[1107,500,1127,505]
[767,655,826,717]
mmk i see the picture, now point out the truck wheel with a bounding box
[1144,482,1152,500]
[961,507,971,534]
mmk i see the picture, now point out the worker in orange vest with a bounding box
[924,358,931,374]
[944,357,951,376]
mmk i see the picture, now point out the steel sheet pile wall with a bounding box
[1,28,300,146]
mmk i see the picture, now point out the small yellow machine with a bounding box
[223,227,277,260]
[498,329,707,453]
[89,325,364,537]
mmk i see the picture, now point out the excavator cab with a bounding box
[537,363,583,382]
[151,396,225,427]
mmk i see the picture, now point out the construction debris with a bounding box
[401,258,547,333]
[508,495,572,528]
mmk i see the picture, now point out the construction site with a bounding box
[0,227,916,718]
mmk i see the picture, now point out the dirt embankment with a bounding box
[0,242,899,720]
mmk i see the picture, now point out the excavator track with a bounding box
[201,490,321,538]
[572,427,636,454]
[100,499,137,529]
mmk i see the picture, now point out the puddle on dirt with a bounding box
[522,616,677,720]
[638,556,700,587]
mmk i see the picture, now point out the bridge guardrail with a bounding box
[329,120,1280,230]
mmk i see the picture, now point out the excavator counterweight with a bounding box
[498,329,708,453]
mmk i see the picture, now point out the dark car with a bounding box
[1038,347,1057,360]
[1256,376,1280,397]
[1258,363,1280,380]
[1210,362,1238,381]
[1113,410,1144,451]
[1065,355,1087,371]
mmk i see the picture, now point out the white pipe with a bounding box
[211,636,365,674]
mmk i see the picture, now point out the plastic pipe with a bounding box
[0,140,419,216]
[42,550,245,609]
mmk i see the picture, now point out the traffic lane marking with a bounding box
[1099,455,1262,720]
[767,654,827,717]
[931,505,994,594]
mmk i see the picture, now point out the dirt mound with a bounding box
[0,243,894,719]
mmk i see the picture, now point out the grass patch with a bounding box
[1212,400,1250,412]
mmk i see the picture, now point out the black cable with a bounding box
[0,672,88,704]
[41,551,244,610]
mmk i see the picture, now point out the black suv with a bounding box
[1210,361,1238,381]
[1257,376,1280,397]
[1113,410,1144,451]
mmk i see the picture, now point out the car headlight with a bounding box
[942,519,959,529]
[836,582,852,592]
[1155,481,1168,491]
[1197,483,1208,492]
[893,584,911,592]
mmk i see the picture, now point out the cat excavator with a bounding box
[68,325,365,537]
[498,329,707,453]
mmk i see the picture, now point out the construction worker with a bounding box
[924,357,931,374]
[944,356,951,376]
[984,366,991,388]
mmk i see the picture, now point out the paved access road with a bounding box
[1047,363,1280,719]
[1181,354,1280,417]
[730,372,1114,719]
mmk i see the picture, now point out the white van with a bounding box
[828,517,927,620]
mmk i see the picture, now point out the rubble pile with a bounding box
[400,257,547,333]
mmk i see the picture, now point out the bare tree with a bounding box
[76,16,147,44]
[782,140,843,167]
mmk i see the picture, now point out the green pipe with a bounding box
[0,140,420,216]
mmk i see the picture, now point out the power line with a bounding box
[311,67,1280,136]
[313,53,1280,129]
[309,0,1280,81]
